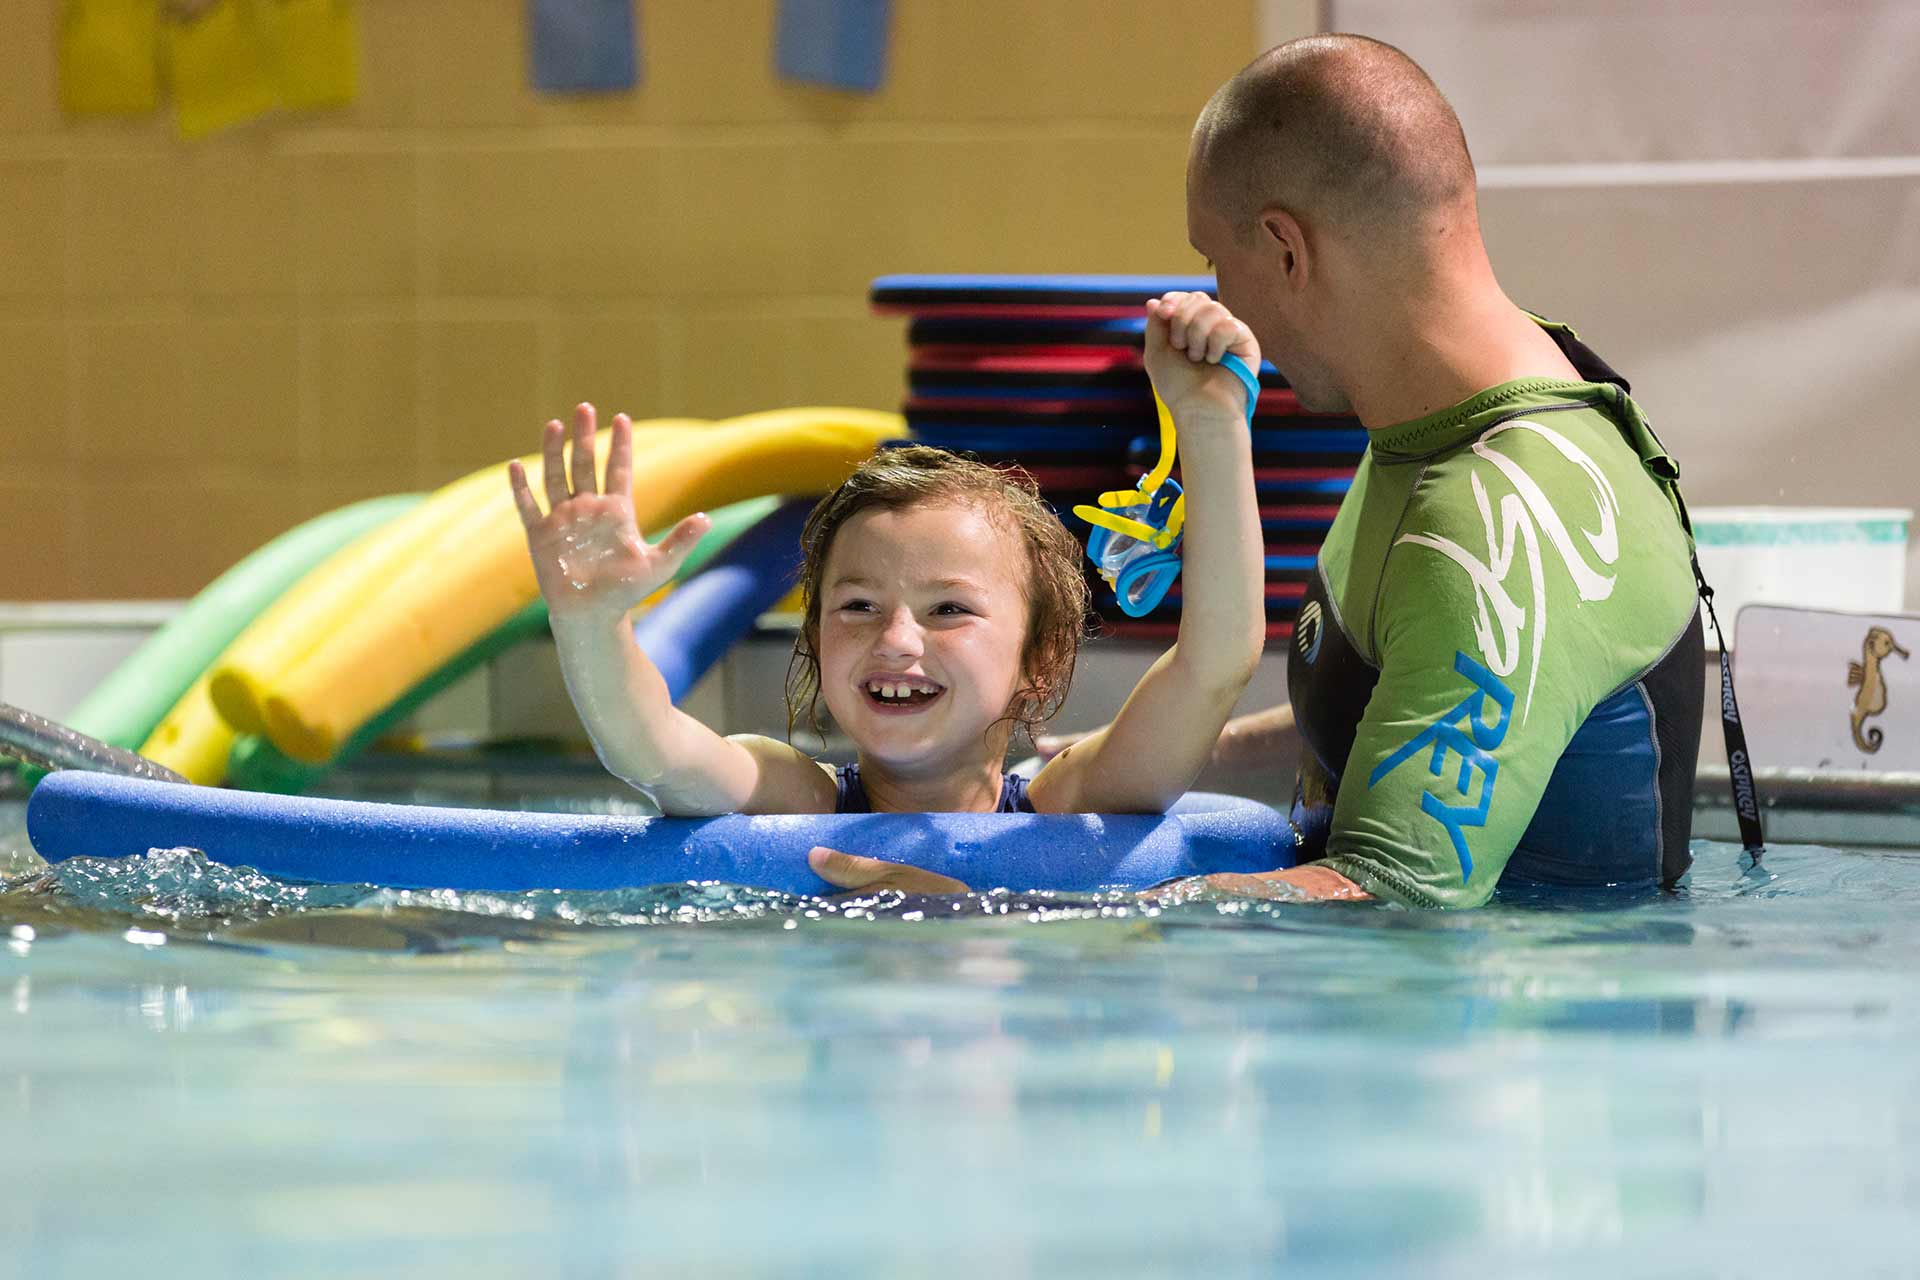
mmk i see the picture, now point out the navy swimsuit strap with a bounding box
[834,763,1033,814]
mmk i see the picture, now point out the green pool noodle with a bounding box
[225,494,784,794]
[226,600,551,794]
[69,493,423,748]
[8,494,423,786]
[656,494,783,581]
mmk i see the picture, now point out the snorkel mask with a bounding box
[1074,352,1260,617]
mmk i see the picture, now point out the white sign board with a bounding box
[1736,605,1919,773]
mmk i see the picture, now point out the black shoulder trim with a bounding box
[1529,310,1631,394]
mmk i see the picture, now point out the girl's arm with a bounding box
[1028,293,1266,815]
[509,404,834,816]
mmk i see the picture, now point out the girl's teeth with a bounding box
[869,680,940,700]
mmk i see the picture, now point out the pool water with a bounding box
[4,793,1920,1277]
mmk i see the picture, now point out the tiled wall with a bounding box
[0,1,1293,600]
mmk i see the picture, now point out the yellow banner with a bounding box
[265,0,358,111]
[59,0,161,116]
[165,0,277,138]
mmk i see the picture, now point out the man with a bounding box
[818,34,1705,907]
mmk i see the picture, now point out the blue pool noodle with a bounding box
[26,772,1296,896]
[634,497,810,702]
[24,494,1298,896]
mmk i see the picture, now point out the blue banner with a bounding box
[528,0,638,94]
[775,0,890,93]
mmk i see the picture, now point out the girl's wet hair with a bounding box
[785,445,1091,746]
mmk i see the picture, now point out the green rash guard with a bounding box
[1287,332,1705,908]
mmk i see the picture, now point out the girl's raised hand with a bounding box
[1142,291,1261,425]
[507,402,710,619]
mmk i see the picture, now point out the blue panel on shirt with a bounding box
[1506,684,1662,887]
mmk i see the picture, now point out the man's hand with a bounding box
[1143,291,1261,425]
[807,847,970,895]
[1213,703,1298,771]
[802,845,1366,904]
[1182,865,1371,902]
[1031,729,1086,762]
[507,403,710,619]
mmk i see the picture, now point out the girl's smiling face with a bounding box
[815,499,1033,778]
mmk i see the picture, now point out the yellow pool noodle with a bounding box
[260,408,901,763]
[144,559,684,789]
[207,419,701,736]
[138,675,240,786]
[205,478,483,735]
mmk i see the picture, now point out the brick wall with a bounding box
[0,1,1305,599]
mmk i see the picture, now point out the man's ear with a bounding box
[1258,207,1308,288]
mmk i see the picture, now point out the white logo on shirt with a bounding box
[1394,418,1620,719]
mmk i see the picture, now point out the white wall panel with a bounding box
[1321,1,1920,601]
[1330,0,1920,164]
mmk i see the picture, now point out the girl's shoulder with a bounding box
[724,734,839,813]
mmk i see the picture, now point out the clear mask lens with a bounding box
[1122,566,1160,609]
[1077,478,1185,616]
[1096,516,1151,582]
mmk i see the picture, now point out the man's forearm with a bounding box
[1215,702,1298,769]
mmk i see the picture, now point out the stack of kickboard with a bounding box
[869,274,1367,641]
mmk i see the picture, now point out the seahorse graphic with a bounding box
[1847,627,1909,753]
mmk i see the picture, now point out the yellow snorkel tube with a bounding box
[1073,351,1260,617]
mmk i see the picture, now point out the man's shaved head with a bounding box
[1192,35,1475,243]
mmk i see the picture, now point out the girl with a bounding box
[506,293,1265,818]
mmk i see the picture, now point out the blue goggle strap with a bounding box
[1075,349,1261,617]
[1216,350,1261,427]
[1111,549,1186,617]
